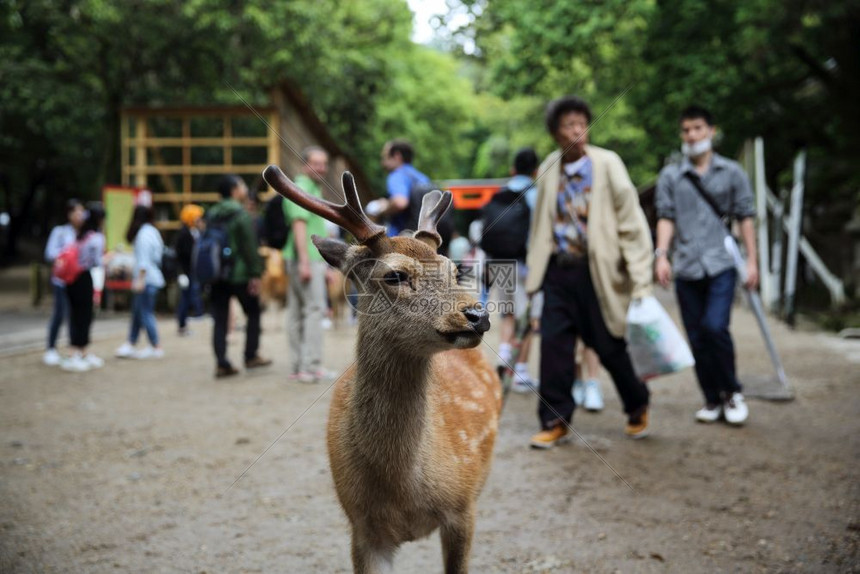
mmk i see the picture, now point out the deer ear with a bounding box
[312,235,349,269]
[413,189,452,250]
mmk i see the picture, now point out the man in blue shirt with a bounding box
[372,139,431,236]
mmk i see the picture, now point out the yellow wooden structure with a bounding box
[120,106,280,231]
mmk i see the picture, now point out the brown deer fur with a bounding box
[263,167,501,574]
[324,237,502,573]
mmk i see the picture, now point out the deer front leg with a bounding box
[440,509,475,574]
[350,531,394,574]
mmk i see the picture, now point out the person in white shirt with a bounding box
[43,199,85,366]
[115,206,166,360]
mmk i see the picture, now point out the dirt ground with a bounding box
[1,290,859,573]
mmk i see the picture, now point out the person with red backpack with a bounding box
[60,204,106,372]
[43,199,85,366]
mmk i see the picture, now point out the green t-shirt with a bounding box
[281,174,328,262]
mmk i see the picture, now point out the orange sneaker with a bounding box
[625,405,650,439]
[530,425,570,449]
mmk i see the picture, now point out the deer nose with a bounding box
[462,306,490,334]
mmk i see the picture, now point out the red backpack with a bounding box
[52,240,84,284]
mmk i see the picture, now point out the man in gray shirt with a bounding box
[655,105,759,426]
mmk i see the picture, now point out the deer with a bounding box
[263,166,503,574]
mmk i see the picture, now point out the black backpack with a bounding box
[404,180,455,254]
[479,186,531,260]
[193,211,239,284]
[262,194,290,250]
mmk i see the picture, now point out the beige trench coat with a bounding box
[525,144,654,338]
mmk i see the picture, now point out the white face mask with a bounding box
[682,137,712,158]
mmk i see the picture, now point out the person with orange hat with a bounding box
[175,203,205,335]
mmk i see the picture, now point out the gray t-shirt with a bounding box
[655,153,755,280]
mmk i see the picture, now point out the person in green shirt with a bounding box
[283,146,333,383]
[208,174,271,378]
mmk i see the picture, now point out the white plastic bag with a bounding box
[626,296,695,380]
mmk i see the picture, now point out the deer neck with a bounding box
[351,321,434,473]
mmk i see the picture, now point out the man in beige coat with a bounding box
[526,96,654,448]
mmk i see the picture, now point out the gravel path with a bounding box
[1,294,858,573]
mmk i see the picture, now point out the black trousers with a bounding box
[211,281,261,368]
[65,270,94,348]
[538,258,649,429]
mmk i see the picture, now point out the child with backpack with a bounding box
[60,204,107,372]
[43,199,85,366]
[115,205,165,360]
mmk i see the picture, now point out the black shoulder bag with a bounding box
[682,171,747,274]
[682,171,733,230]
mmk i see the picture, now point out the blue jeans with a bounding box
[47,282,68,349]
[176,281,203,329]
[129,285,160,347]
[675,269,742,405]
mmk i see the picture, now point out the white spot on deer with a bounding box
[455,399,484,413]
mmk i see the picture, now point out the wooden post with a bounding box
[783,149,806,326]
[120,112,129,186]
[182,117,191,206]
[134,117,148,188]
[224,114,233,170]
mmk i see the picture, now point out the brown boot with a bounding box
[216,365,240,379]
[245,356,272,370]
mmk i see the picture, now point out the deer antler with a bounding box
[263,166,386,246]
[413,189,452,249]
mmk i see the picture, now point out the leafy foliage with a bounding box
[1,0,858,269]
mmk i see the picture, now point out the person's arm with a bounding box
[89,233,105,269]
[608,153,653,299]
[739,217,758,289]
[236,212,263,294]
[655,219,675,288]
[731,166,759,289]
[292,218,311,282]
[654,168,676,288]
[525,171,549,296]
[132,233,147,292]
[175,229,193,275]
[44,226,64,262]
[383,171,410,216]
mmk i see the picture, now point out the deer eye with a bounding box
[383,270,410,286]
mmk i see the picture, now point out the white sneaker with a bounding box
[582,379,604,412]
[84,354,105,368]
[115,342,135,358]
[511,370,538,394]
[134,346,164,360]
[695,403,722,423]
[43,349,62,366]
[723,393,749,425]
[61,353,91,372]
[572,380,585,405]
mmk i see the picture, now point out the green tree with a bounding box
[0,0,484,260]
